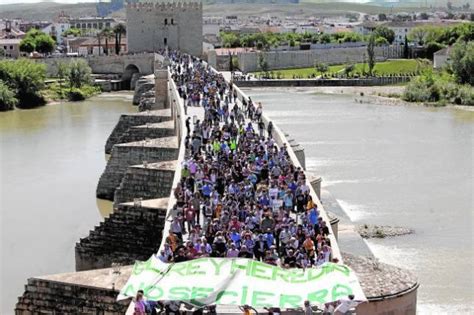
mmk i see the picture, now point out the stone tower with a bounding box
[126,0,203,57]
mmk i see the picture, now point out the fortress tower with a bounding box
[126,0,203,57]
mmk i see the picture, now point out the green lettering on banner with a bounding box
[132,258,165,276]
[288,269,306,283]
[132,261,146,276]
[186,260,205,276]
[209,258,228,276]
[240,285,248,305]
[271,266,289,282]
[231,259,251,276]
[331,284,352,301]
[216,290,238,305]
[307,266,326,281]
[168,263,187,276]
[251,290,274,307]
[307,289,328,304]
[279,294,302,308]
[190,287,214,306]
[169,287,191,300]
[332,264,351,277]
[145,285,164,300]
[250,261,271,280]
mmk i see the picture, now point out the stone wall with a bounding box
[133,75,156,105]
[104,109,172,154]
[15,277,129,315]
[126,2,203,57]
[75,199,168,271]
[96,137,179,200]
[235,76,411,87]
[113,161,176,207]
[236,45,404,72]
[114,121,176,152]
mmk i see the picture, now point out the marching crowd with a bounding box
[155,51,335,269]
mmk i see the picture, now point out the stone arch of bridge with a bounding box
[122,64,140,90]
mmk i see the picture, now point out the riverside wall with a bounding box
[235,46,403,73]
[235,76,411,87]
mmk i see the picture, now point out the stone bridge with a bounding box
[39,53,158,89]
[15,55,418,315]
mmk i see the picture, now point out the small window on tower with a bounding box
[165,19,168,25]
[164,38,167,45]
[171,19,174,25]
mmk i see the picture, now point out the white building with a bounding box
[42,22,70,44]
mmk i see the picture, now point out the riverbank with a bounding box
[246,86,474,111]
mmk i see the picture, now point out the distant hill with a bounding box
[0,2,97,20]
[0,0,460,21]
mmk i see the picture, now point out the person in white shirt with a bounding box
[334,295,363,315]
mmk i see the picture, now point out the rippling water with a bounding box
[244,88,474,314]
[0,93,135,314]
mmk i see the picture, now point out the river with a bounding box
[244,88,473,314]
[0,93,135,314]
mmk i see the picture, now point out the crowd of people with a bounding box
[155,51,335,269]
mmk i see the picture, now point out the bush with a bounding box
[454,85,474,105]
[0,59,46,108]
[0,80,18,111]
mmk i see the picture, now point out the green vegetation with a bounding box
[62,27,83,37]
[113,23,127,55]
[402,41,474,106]
[44,59,100,102]
[19,29,55,54]
[219,30,391,49]
[0,81,18,111]
[0,58,100,111]
[0,59,47,109]
[253,59,429,79]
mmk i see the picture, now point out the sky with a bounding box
[0,0,98,4]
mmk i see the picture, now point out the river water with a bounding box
[0,93,135,314]
[245,88,473,314]
[0,89,472,314]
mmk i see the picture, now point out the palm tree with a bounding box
[96,31,102,56]
[113,23,126,55]
[101,27,113,55]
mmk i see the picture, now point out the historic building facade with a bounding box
[126,0,203,57]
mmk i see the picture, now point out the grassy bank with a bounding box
[252,59,431,79]
[42,82,101,103]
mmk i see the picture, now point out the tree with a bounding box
[66,59,91,88]
[419,12,429,20]
[113,23,126,55]
[0,80,18,111]
[408,26,429,45]
[375,36,389,45]
[447,1,453,10]
[378,13,387,21]
[404,35,409,59]
[450,41,474,85]
[19,38,36,53]
[19,29,55,55]
[96,31,102,55]
[367,34,376,76]
[319,33,331,44]
[0,59,46,107]
[35,34,55,54]
[55,60,69,88]
[344,64,355,77]
[63,27,82,37]
[101,27,113,55]
[257,52,269,77]
[315,61,328,74]
[374,26,395,44]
